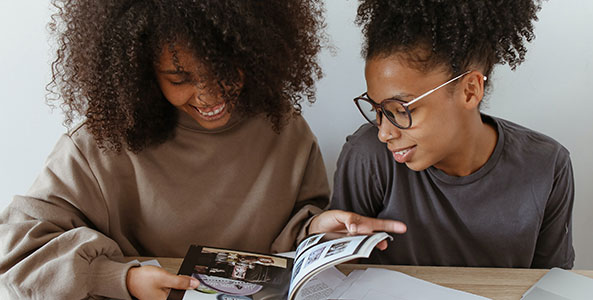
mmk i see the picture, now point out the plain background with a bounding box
[1,1,592,268]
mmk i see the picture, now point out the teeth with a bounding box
[197,103,225,117]
[395,149,409,155]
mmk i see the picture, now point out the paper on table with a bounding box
[127,259,162,267]
[140,259,162,267]
[522,287,571,300]
[362,289,406,300]
[294,266,345,300]
[332,268,490,300]
[522,268,593,300]
[327,269,366,299]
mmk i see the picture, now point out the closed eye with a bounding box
[159,69,193,85]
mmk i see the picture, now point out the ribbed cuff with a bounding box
[88,256,139,300]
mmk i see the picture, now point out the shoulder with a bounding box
[493,116,571,169]
[337,123,394,170]
[341,123,388,156]
[283,114,316,139]
[254,113,319,145]
[495,116,569,155]
[39,123,111,180]
[63,121,128,163]
[65,122,102,156]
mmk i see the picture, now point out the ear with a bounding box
[460,71,486,110]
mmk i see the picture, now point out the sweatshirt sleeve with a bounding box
[271,138,330,253]
[0,134,135,300]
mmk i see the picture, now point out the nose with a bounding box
[192,88,215,107]
[192,81,224,107]
[194,93,208,106]
[377,117,401,143]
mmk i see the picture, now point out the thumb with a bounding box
[162,274,200,290]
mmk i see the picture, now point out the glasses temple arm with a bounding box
[405,70,473,106]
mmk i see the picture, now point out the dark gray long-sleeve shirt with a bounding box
[330,114,575,269]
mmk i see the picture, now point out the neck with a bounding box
[434,114,498,177]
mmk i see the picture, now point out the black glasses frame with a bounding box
[353,94,412,129]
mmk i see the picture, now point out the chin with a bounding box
[403,161,431,172]
[197,113,231,129]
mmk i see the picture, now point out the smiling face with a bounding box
[155,45,240,129]
[364,53,493,175]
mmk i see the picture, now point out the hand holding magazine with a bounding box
[167,232,392,300]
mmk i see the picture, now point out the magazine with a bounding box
[166,231,392,300]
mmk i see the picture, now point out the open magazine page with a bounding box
[293,266,345,300]
[168,245,293,300]
[288,232,391,300]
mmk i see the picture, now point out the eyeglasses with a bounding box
[354,70,486,129]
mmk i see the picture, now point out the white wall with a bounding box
[1,0,592,268]
[0,1,64,208]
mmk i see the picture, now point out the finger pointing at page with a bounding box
[309,210,407,236]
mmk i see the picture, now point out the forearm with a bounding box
[0,198,133,299]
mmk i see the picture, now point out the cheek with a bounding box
[414,102,462,144]
[157,82,193,107]
[165,88,193,106]
[409,115,454,150]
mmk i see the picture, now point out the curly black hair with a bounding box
[47,0,325,152]
[356,0,542,84]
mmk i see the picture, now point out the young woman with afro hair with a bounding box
[328,0,575,269]
[0,1,405,299]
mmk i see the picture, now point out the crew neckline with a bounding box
[427,114,504,185]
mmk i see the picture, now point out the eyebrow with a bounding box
[385,92,415,103]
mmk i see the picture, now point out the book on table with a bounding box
[166,231,391,300]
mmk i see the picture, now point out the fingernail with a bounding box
[190,277,200,289]
[349,223,358,234]
[399,223,407,233]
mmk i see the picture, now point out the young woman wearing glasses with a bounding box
[326,0,575,269]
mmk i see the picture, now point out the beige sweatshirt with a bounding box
[0,111,329,299]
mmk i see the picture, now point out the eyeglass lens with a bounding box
[356,98,411,128]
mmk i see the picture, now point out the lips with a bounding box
[390,145,416,163]
[190,102,227,120]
